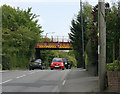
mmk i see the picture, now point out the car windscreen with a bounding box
[63,58,67,62]
[53,59,63,62]
[31,59,35,62]
[35,59,41,63]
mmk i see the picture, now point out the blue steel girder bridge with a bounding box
[35,36,72,59]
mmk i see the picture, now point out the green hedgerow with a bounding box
[106,60,120,71]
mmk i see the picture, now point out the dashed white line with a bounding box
[62,80,66,85]
[16,74,26,79]
[29,72,35,74]
[52,86,59,92]
[0,79,13,84]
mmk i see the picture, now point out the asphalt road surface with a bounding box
[2,68,99,93]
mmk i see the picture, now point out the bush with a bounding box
[85,40,98,75]
[85,40,98,66]
[106,60,120,71]
[0,64,2,68]
[2,55,11,70]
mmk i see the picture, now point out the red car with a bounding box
[50,58,65,70]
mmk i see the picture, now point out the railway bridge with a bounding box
[35,36,72,59]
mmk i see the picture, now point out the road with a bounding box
[2,68,99,93]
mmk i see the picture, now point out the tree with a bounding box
[1,5,43,69]
[106,2,120,62]
[69,2,92,68]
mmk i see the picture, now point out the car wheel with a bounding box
[29,67,32,70]
[41,66,44,70]
[51,68,53,70]
[62,68,64,70]
[32,68,34,70]
[43,66,45,69]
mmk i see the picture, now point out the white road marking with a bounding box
[29,72,35,74]
[60,70,68,81]
[29,71,35,74]
[52,86,59,92]
[0,79,13,84]
[62,80,66,85]
[16,74,26,78]
[0,70,7,73]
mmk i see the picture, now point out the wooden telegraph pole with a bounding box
[98,0,106,91]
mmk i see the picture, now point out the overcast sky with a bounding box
[1,0,112,38]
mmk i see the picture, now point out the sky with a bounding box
[1,0,112,38]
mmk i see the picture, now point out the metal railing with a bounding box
[41,35,70,42]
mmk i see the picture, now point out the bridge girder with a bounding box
[35,42,72,50]
[35,42,72,59]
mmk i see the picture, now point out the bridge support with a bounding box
[35,48,40,59]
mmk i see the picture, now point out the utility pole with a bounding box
[98,0,106,91]
[80,0,85,69]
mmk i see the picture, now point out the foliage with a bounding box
[1,5,43,70]
[40,50,56,67]
[0,64,2,68]
[69,1,120,70]
[84,4,99,72]
[85,40,98,66]
[40,50,77,68]
[69,2,92,68]
[69,18,83,67]
[88,2,120,63]
[85,2,120,68]
[106,60,120,71]
[106,2,120,63]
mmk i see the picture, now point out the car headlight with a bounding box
[65,62,67,65]
[61,63,63,66]
[51,63,53,65]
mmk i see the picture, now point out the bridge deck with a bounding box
[36,42,72,50]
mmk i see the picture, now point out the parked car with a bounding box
[63,58,71,69]
[50,58,65,70]
[29,59,45,70]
